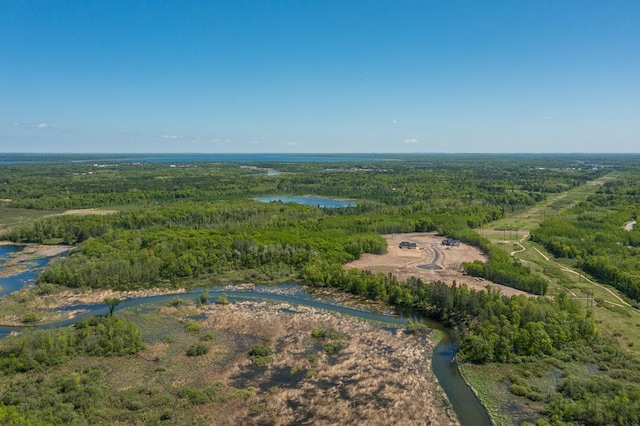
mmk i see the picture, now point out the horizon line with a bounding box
[1,152,639,156]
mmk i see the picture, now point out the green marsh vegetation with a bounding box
[2,154,640,424]
[0,300,264,425]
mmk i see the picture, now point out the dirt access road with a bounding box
[346,232,530,297]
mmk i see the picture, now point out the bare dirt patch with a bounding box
[56,208,119,216]
[346,232,529,297]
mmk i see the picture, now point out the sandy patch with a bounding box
[18,244,72,257]
[346,232,529,297]
[56,208,119,216]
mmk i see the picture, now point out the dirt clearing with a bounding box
[346,233,529,297]
[56,208,119,216]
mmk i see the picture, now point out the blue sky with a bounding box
[1,1,639,153]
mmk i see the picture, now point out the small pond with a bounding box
[256,196,355,208]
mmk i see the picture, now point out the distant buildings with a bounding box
[399,241,418,249]
[442,238,461,247]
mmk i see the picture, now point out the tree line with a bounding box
[531,170,640,302]
[300,263,595,361]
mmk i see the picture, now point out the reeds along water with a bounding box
[0,281,490,425]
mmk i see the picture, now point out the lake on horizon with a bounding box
[0,153,399,165]
[256,196,356,208]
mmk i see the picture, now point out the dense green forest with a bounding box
[0,157,595,211]
[2,157,603,293]
[2,154,640,424]
[302,265,597,361]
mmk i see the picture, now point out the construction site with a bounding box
[345,232,529,297]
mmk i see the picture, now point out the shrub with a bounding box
[34,283,58,295]
[75,316,144,356]
[311,327,330,339]
[232,387,256,399]
[509,383,545,402]
[178,387,210,404]
[311,326,344,354]
[405,320,429,334]
[250,402,267,413]
[21,312,39,324]
[170,297,184,307]
[323,341,343,354]
[200,332,214,341]
[204,381,225,398]
[249,344,272,357]
[186,342,209,357]
[249,345,273,365]
[184,322,201,333]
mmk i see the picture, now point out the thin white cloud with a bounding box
[250,140,259,144]
[392,119,398,124]
[11,122,22,127]
[403,138,418,144]
[37,123,50,129]
[544,116,553,120]
[283,141,299,146]
[161,134,184,139]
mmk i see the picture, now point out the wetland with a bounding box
[0,251,486,425]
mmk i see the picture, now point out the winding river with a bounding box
[0,260,490,426]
